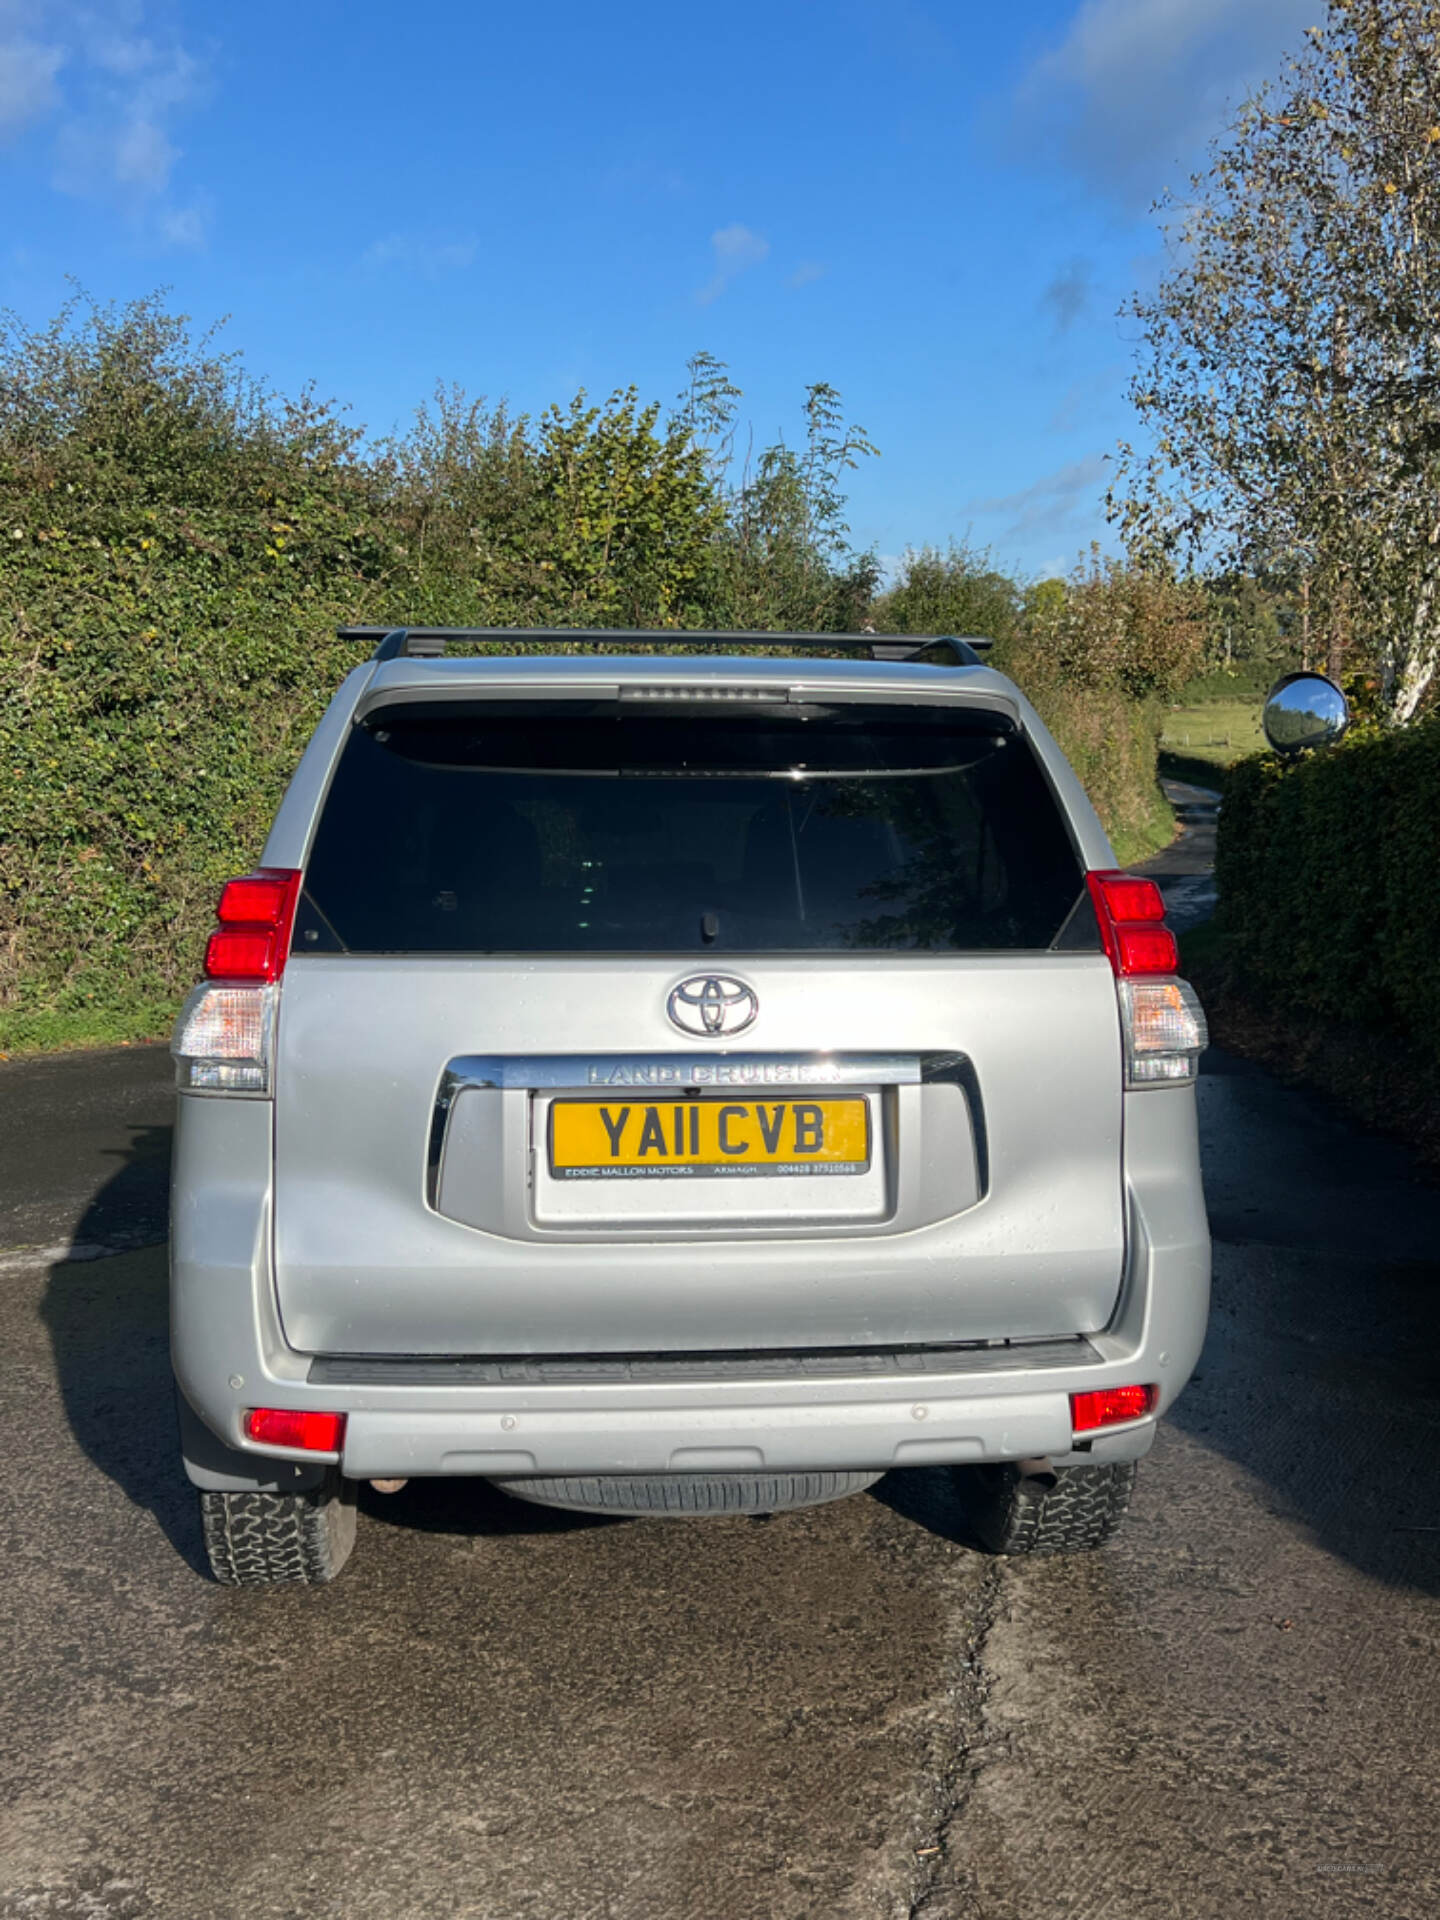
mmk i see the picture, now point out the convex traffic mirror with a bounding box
[1262,672,1350,754]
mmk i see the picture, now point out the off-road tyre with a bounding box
[199,1472,358,1585]
[491,1469,882,1516]
[956,1461,1136,1556]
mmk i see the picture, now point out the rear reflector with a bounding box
[1071,1384,1157,1433]
[1086,871,1177,976]
[245,1408,347,1453]
[204,867,302,983]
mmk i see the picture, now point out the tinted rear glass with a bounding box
[296,700,1089,955]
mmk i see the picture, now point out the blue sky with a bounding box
[0,0,1318,580]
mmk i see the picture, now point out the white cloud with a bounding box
[0,33,64,140]
[53,29,201,200]
[112,112,175,188]
[788,259,826,290]
[696,223,769,305]
[361,233,478,276]
[0,4,206,242]
[1016,0,1319,205]
[969,454,1109,540]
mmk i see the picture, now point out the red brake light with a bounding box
[1086,871,1177,976]
[1091,875,1165,923]
[245,1408,346,1453]
[218,874,297,925]
[204,930,278,979]
[1071,1384,1157,1433]
[204,867,302,983]
[1115,924,1179,974]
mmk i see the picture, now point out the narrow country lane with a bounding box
[1130,777,1221,932]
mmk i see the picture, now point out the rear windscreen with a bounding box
[295,699,1091,955]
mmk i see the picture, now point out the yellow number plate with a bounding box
[548,1097,871,1181]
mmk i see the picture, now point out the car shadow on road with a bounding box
[871,1467,991,1551]
[38,1121,209,1574]
[365,1472,979,1546]
[358,1475,627,1537]
[39,1124,629,1577]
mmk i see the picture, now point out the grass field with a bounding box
[1159,665,1276,786]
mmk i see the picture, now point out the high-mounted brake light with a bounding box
[204,868,302,983]
[1086,871,1179,977]
[245,1408,347,1454]
[1071,1385,1157,1433]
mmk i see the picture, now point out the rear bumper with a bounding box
[332,1376,1157,1479]
[170,1092,1209,1489]
[177,1343,1168,1487]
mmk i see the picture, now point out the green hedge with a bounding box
[1216,723,1440,1058]
[993,635,1173,866]
[0,295,1179,1051]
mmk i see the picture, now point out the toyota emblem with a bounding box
[666,974,759,1037]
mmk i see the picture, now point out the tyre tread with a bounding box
[200,1475,356,1586]
[962,1461,1136,1556]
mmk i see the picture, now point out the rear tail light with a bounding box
[1071,1384,1157,1433]
[204,868,302,984]
[1086,871,1178,976]
[1088,870,1207,1087]
[245,1408,347,1454]
[172,868,302,1096]
[171,982,276,1094]
[1121,977,1208,1084]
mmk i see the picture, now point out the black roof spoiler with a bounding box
[336,626,995,668]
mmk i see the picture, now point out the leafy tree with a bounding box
[1020,549,1207,701]
[673,351,743,481]
[1204,572,1290,668]
[1114,0,1440,721]
[375,384,542,620]
[874,541,1022,643]
[691,368,881,630]
[534,389,722,624]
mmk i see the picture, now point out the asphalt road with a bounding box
[2,864,1437,1916]
[1130,778,1220,931]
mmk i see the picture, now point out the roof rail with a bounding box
[336,626,995,668]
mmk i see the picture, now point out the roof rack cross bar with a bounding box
[336,627,994,668]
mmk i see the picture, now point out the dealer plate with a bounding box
[548,1096,871,1181]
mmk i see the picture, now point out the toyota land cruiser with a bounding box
[170,628,1210,1585]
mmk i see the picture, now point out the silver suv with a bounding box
[170,628,1210,1586]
